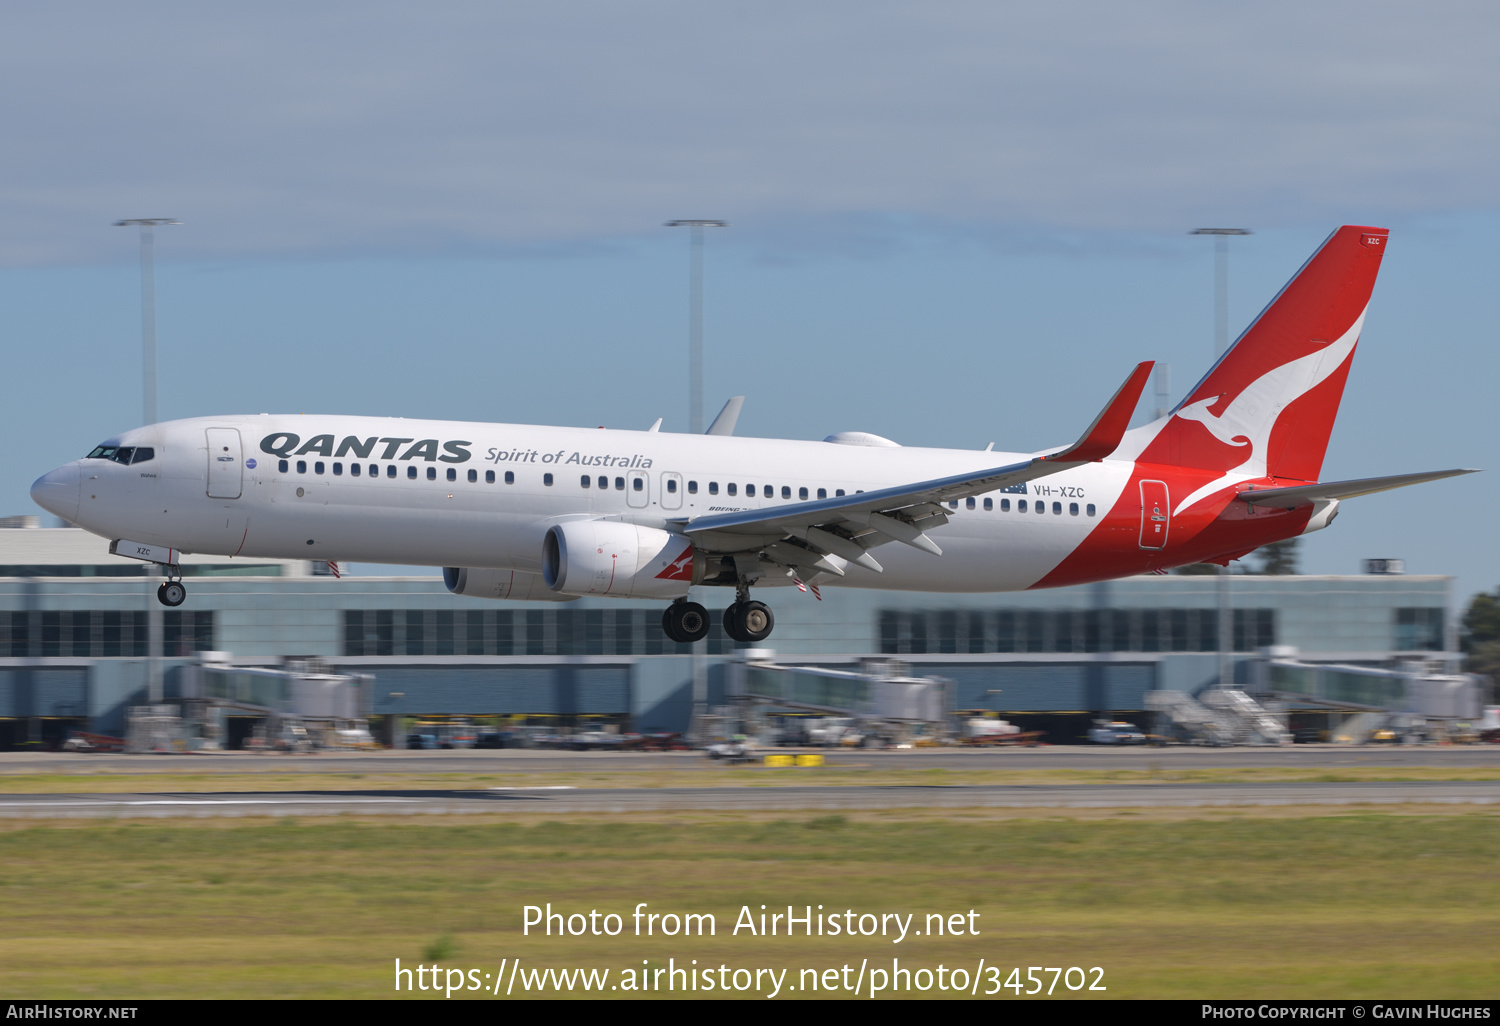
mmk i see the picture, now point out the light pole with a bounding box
[114,218,177,706]
[1189,228,1251,357]
[664,220,727,433]
[1192,228,1251,692]
[113,218,179,426]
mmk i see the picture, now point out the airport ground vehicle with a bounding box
[33,227,1476,647]
[1089,721,1147,745]
[705,735,755,762]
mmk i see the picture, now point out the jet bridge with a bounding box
[724,652,952,739]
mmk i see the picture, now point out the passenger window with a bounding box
[387,465,396,478]
[746,484,754,496]
[447,468,456,482]
[966,497,976,510]
[727,483,737,496]
[799,487,808,500]
[1086,503,1096,517]
[949,500,958,510]
[709,482,719,495]
[296,460,307,474]
[781,486,791,499]
[598,476,607,489]
[817,488,827,499]
[544,473,554,486]
[370,465,379,478]
[667,479,678,493]
[1052,501,1062,514]
[315,462,325,475]
[467,469,477,483]
[333,462,342,476]
[278,459,289,473]
[504,471,513,484]
[351,463,361,477]
[580,475,591,488]
[1069,502,1079,516]
[427,466,436,480]
[408,466,418,480]
[1000,498,1010,512]
[633,477,643,491]
[688,480,698,494]
[983,497,992,511]
[836,489,845,497]
[1018,500,1028,512]
[614,477,624,490]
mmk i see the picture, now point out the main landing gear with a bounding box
[156,566,186,608]
[659,584,777,645]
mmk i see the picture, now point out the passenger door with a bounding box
[1138,479,1169,550]
[205,428,243,499]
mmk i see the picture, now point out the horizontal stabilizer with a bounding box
[1238,468,1479,509]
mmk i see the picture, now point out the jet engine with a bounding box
[542,520,701,599]
[442,566,579,602]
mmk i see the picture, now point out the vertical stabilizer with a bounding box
[1146,225,1388,487]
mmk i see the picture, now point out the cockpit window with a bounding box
[85,446,153,465]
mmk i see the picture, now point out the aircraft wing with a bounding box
[677,362,1154,579]
[1237,468,1479,509]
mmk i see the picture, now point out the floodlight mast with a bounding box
[113,218,180,427]
[1191,228,1252,695]
[665,220,727,434]
[113,218,178,705]
[1190,228,1251,357]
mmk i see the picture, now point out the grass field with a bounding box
[2,808,1497,999]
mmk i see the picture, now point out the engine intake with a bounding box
[542,520,700,598]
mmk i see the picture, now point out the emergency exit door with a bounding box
[206,428,243,499]
[1138,480,1169,550]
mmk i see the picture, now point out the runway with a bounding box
[2,744,1498,774]
[1,779,1496,818]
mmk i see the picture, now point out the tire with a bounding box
[660,607,684,643]
[158,581,187,607]
[664,601,710,644]
[737,601,774,642]
[721,603,740,640]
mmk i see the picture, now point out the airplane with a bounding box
[29,224,1477,644]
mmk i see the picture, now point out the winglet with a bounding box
[706,396,745,436]
[1044,361,1155,463]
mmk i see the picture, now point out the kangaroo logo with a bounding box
[1171,307,1366,516]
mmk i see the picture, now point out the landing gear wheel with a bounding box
[157,581,187,607]
[725,600,774,643]
[662,600,710,644]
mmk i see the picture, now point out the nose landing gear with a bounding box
[156,565,186,607]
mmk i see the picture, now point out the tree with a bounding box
[1252,538,1300,575]
[1461,588,1500,701]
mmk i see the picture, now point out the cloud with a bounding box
[2,1,1497,264]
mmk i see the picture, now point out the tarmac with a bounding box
[0,745,1495,818]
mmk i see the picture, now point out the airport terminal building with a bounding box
[0,520,1464,747]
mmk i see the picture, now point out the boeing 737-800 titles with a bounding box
[29,225,1476,643]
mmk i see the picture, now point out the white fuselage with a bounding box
[38,414,1136,594]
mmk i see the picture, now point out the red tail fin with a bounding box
[1145,225,1388,483]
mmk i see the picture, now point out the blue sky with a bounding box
[2,3,1495,602]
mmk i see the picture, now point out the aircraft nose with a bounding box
[30,463,80,523]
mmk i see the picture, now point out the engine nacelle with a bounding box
[542,520,701,599]
[442,566,578,602]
